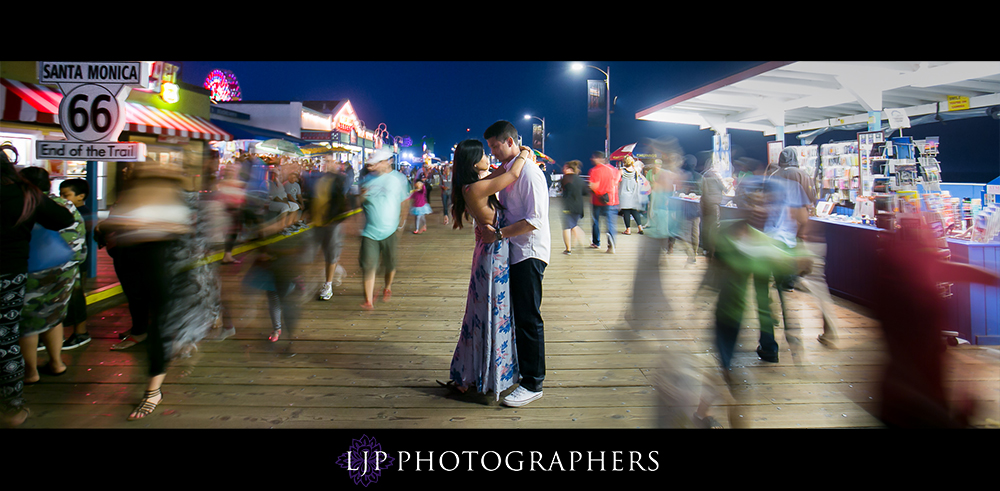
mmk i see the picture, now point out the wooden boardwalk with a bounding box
[20,194,1000,429]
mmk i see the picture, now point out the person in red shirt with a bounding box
[587,152,621,253]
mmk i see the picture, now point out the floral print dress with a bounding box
[449,208,518,399]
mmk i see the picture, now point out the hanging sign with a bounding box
[35,61,147,161]
[884,107,911,130]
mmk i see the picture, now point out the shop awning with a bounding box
[124,103,231,141]
[1,77,232,141]
[1,77,60,125]
[636,62,1000,137]
[210,119,310,145]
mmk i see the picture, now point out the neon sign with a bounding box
[204,69,242,103]
[160,83,179,104]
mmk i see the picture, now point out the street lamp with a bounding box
[571,62,610,160]
[523,114,546,154]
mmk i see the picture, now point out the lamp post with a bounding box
[524,114,546,154]
[572,63,610,160]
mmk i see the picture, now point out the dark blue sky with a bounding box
[179,61,767,167]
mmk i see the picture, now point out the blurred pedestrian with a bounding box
[285,171,306,230]
[675,154,703,264]
[874,223,999,427]
[729,158,810,364]
[409,178,432,234]
[440,162,452,225]
[773,147,840,347]
[311,161,350,301]
[588,151,620,253]
[618,155,644,235]
[98,161,194,420]
[268,168,297,235]
[219,158,250,265]
[358,148,410,310]
[17,167,84,385]
[559,160,587,254]
[1,143,74,428]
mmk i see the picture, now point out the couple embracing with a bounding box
[438,121,550,407]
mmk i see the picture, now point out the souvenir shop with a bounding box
[636,61,1000,345]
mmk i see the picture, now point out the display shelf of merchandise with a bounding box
[819,141,860,204]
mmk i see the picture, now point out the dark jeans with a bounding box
[509,258,546,392]
[591,203,617,247]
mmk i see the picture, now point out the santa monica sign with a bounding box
[35,61,148,161]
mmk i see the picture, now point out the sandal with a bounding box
[127,388,162,421]
[436,380,467,395]
[268,328,281,343]
[360,301,375,311]
[692,412,724,429]
[382,288,392,301]
[111,335,144,351]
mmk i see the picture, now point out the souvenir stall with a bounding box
[636,61,1000,345]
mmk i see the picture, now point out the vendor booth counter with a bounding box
[816,218,1000,345]
[697,202,998,344]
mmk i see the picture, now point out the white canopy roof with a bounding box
[636,61,1000,137]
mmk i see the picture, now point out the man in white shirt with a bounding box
[482,120,551,407]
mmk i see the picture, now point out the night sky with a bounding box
[177,61,999,182]
[178,61,767,169]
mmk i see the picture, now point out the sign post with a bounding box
[35,61,150,278]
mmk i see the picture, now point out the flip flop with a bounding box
[111,336,144,351]
[382,288,392,301]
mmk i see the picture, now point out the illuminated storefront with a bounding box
[1,61,231,208]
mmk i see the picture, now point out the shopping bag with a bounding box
[27,223,75,272]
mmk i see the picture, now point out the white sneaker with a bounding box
[333,264,345,287]
[319,283,333,300]
[502,386,542,407]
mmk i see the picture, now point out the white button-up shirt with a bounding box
[499,157,550,265]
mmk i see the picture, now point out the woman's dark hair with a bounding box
[1,144,44,226]
[451,139,501,230]
[19,166,51,194]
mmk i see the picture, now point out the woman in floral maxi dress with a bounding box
[438,139,533,399]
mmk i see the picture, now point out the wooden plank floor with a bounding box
[20,194,1000,429]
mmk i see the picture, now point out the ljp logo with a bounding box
[336,435,395,486]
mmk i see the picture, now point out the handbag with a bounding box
[638,175,651,196]
[27,223,75,272]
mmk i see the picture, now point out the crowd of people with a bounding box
[3,121,996,429]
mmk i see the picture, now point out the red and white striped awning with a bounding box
[1,78,231,141]
[1,77,60,125]
[123,102,230,141]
